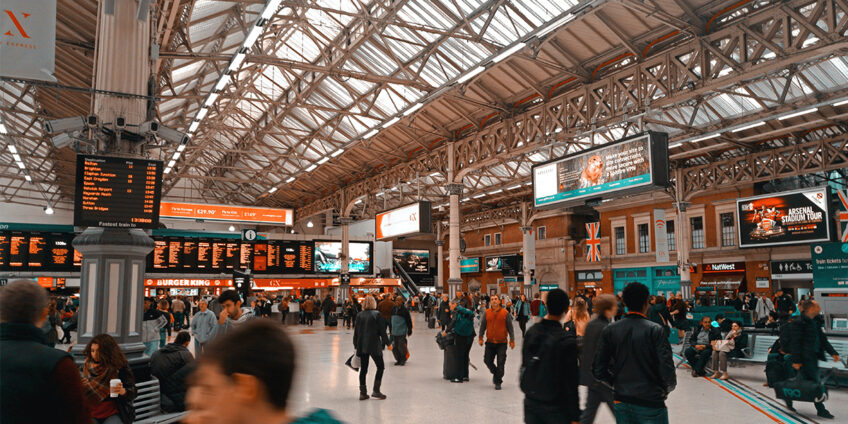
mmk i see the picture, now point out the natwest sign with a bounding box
[159,201,293,226]
[144,278,233,287]
[703,262,746,273]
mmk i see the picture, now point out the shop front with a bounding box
[252,278,334,298]
[699,262,746,301]
[771,260,813,300]
[345,278,402,297]
[652,266,682,298]
[612,268,649,294]
[577,270,604,294]
[143,278,234,298]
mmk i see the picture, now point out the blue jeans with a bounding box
[159,328,167,348]
[613,403,668,424]
[194,339,206,355]
[143,341,159,357]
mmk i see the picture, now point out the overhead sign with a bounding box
[532,132,669,208]
[0,0,55,81]
[375,201,432,240]
[74,155,163,229]
[241,229,257,241]
[770,260,813,280]
[737,187,832,248]
[654,209,670,263]
[460,257,480,273]
[500,255,522,276]
[703,262,746,273]
[144,278,233,287]
[393,249,430,274]
[811,242,848,290]
[159,201,294,226]
[313,241,373,274]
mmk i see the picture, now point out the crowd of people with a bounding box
[1,277,843,424]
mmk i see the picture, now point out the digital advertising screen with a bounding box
[376,202,432,240]
[460,257,480,273]
[737,187,832,248]
[73,155,163,228]
[314,241,373,274]
[393,249,430,273]
[484,256,502,272]
[159,201,294,226]
[533,132,668,208]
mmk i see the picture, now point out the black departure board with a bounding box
[8,233,27,268]
[27,234,47,268]
[168,240,182,269]
[211,241,227,270]
[197,241,211,270]
[0,231,82,272]
[74,155,163,229]
[49,235,73,271]
[182,240,197,270]
[152,239,168,270]
[239,243,253,269]
[278,241,314,274]
[0,233,9,269]
[253,243,268,272]
[225,242,239,269]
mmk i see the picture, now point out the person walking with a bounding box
[520,288,580,423]
[593,282,676,424]
[142,298,167,356]
[280,297,290,324]
[514,294,531,337]
[564,296,590,337]
[353,295,391,400]
[784,300,838,418]
[438,294,451,331]
[390,297,413,366]
[171,297,186,331]
[445,299,475,383]
[478,296,515,390]
[0,279,90,424]
[41,298,61,348]
[190,299,216,355]
[302,296,315,326]
[81,334,137,424]
[580,294,617,424]
[322,295,335,326]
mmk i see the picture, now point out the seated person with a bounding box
[715,314,732,334]
[710,321,743,380]
[684,316,720,377]
[150,331,195,412]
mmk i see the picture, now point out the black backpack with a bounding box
[520,329,560,402]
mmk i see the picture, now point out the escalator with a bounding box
[392,258,421,299]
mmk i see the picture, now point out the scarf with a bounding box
[82,359,118,404]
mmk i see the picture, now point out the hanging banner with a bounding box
[736,187,832,248]
[812,242,848,290]
[0,0,56,81]
[837,190,848,243]
[586,222,601,262]
[654,209,669,263]
[525,227,536,271]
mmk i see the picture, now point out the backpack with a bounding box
[520,329,560,402]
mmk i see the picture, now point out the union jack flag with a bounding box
[838,190,848,242]
[586,222,601,262]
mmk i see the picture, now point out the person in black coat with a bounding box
[580,294,618,424]
[784,301,839,418]
[150,331,195,412]
[353,295,391,401]
[437,294,451,331]
[684,316,721,376]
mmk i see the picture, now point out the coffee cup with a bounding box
[110,379,121,397]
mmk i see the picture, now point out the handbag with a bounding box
[345,352,360,371]
[774,374,827,403]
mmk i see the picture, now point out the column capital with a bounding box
[337,216,354,225]
[520,226,533,233]
[434,240,445,246]
[445,183,464,195]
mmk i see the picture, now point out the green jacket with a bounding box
[292,409,343,424]
[450,306,475,337]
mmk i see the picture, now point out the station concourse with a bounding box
[1,0,848,424]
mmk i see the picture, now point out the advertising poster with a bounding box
[314,241,372,274]
[534,133,667,208]
[460,257,480,273]
[375,202,431,240]
[393,249,430,273]
[654,209,669,263]
[485,256,502,272]
[737,187,832,248]
[0,0,56,81]
[811,242,848,289]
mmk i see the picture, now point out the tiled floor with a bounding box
[58,313,848,423]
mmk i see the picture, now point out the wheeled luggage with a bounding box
[428,316,436,328]
[443,343,459,380]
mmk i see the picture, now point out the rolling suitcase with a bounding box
[443,343,458,380]
[327,313,338,327]
[428,316,436,329]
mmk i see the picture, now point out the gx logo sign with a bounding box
[3,10,31,39]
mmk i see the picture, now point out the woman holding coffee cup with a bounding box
[81,334,137,423]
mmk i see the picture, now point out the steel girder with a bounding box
[297,0,848,220]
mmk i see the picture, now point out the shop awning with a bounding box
[699,276,745,290]
[253,279,332,290]
[346,278,401,287]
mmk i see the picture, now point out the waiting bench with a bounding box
[133,378,186,424]
[820,339,848,388]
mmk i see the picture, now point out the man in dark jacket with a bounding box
[390,297,413,366]
[438,294,451,331]
[774,290,796,319]
[521,288,580,423]
[593,282,676,424]
[785,300,839,418]
[321,295,335,325]
[580,294,617,424]
[150,331,195,412]
[684,316,721,377]
[0,280,90,424]
[353,296,392,400]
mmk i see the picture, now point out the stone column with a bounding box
[71,228,154,365]
[520,225,534,297]
[339,216,353,303]
[675,169,693,299]
[446,183,463,299]
[435,238,445,293]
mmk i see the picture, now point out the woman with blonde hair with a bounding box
[353,295,391,400]
[564,296,591,336]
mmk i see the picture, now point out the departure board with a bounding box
[225,242,239,269]
[74,155,163,229]
[0,233,9,269]
[50,235,73,270]
[9,233,27,268]
[152,239,168,270]
[253,243,267,272]
[266,243,279,270]
[168,240,182,269]
[278,241,314,274]
[27,234,47,268]
[73,249,83,268]
[239,243,253,270]
[197,241,211,270]
[182,240,197,270]
[211,241,227,270]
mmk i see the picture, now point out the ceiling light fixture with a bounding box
[164,167,172,174]
[44,205,54,215]
[24,175,32,182]
[306,164,317,172]
[173,152,181,160]
[363,129,379,139]
[168,160,176,167]
[492,42,525,63]
[383,117,400,128]
[7,145,16,154]
[331,149,344,157]
[456,66,484,84]
[833,99,848,107]
[215,76,230,91]
[306,221,314,228]
[15,161,25,169]
[269,187,278,193]
[731,121,765,133]
[778,107,817,120]
[0,123,7,134]
[229,225,236,232]
[229,52,247,72]
[242,25,262,48]
[286,177,295,183]
[195,108,208,121]
[177,144,186,152]
[188,121,200,133]
[403,103,423,116]
[12,153,21,162]
[317,157,329,164]
[204,92,219,106]
[260,0,282,20]
[688,133,721,143]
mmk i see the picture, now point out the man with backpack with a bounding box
[520,288,579,423]
[390,297,413,366]
[478,296,515,390]
[593,282,676,424]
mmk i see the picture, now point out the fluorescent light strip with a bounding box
[168,160,176,168]
[188,121,200,133]
[363,129,379,138]
[7,145,16,154]
[492,42,525,63]
[537,13,575,37]
[196,108,208,121]
[229,52,246,72]
[12,153,21,162]
[403,103,423,116]
[489,189,503,194]
[306,164,317,172]
[317,157,329,164]
[268,187,278,193]
[472,193,486,199]
[507,184,521,190]
[383,117,400,128]
[16,161,25,169]
[286,177,295,183]
[331,149,344,157]
[173,152,181,160]
[243,25,262,48]
[834,99,848,107]
[0,123,7,134]
[689,133,721,143]
[456,66,484,84]
[215,76,230,91]
[260,0,282,20]
[164,167,172,174]
[778,107,817,120]
[177,144,186,152]
[205,92,219,106]
[731,121,765,133]
[24,175,31,182]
